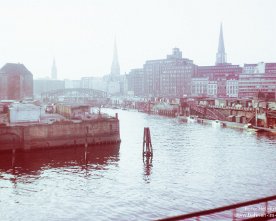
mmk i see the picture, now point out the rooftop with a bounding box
[0,63,32,76]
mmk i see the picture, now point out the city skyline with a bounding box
[0,0,275,80]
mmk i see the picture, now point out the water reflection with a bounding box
[256,131,276,141]
[0,144,120,185]
[143,156,153,183]
[1,109,276,221]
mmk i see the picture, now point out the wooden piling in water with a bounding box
[143,127,153,158]
[12,148,16,168]
[85,126,88,163]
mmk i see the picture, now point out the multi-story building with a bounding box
[0,63,33,100]
[81,77,107,91]
[238,62,276,98]
[193,65,242,98]
[226,79,239,97]
[127,68,144,96]
[207,81,218,97]
[126,24,276,100]
[191,77,208,96]
[144,48,195,97]
[64,79,81,88]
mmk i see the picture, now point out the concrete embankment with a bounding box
[178,116,249,130]
[0,117,121,152]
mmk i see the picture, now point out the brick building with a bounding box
[191,77,208,97]
[127,68,144,96]
[0,63,33,100]
[238,62,276,98]
[125,24,275,100]
[193,64,242,97]
[143,48,195,97]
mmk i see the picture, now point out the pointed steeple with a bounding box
[51,58,57,80]
[111,37,120,76]
[216,23,227,65]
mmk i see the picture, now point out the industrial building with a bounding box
[0,63,33,100]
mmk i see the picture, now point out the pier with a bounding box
[113,96,276,132]
[0,102,121,152]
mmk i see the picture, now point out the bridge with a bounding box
[41,88,108,104]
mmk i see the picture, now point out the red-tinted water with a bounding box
[0,109,276,220]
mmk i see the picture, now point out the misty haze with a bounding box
[0,1,276,221]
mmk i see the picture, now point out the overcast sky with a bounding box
[0,0,275,79]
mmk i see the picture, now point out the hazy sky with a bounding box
[0,0,275,79]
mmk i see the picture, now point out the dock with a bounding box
[0,103,121,152]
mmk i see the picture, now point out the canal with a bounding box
[0,109,276,220]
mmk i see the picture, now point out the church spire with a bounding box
[111,38,120,76]
[216,23,227,65]
[51,58,57,80]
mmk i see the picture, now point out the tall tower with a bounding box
[51,58,57,80]
[110,38,120,76]
[216,24,227,65]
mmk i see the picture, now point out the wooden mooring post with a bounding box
[143,127,153,158]
[84,140,88,163]
[12,148,16,168]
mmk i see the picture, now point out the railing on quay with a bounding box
[158,195,276,221]
[198,104,255,112]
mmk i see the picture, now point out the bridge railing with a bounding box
[158,195,276,221]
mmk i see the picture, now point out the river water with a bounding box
[0,109,276,221]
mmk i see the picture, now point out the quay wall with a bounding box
[205,107,255,122]
[216,108,255,119]
[187,105,256,122]
[0,118,120,151]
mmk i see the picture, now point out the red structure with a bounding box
[0,63,33,100]
[192,64,242,97]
